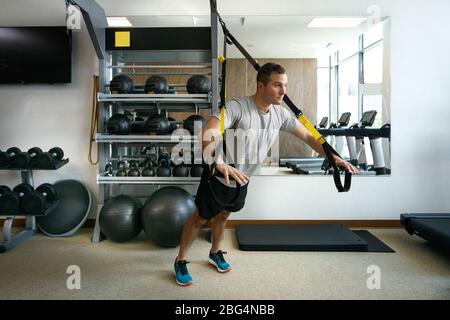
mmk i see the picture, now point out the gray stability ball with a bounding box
[99,195,142,242]
[142,186,195,247]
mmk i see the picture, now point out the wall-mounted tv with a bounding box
[0,26,72,84]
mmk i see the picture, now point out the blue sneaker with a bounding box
[174,259,193,286]
[208,250,232,273]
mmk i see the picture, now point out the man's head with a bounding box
[256,63,288,105]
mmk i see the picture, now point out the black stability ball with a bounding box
[142,187,195,247]
[110,75,134,94]
[186,75,211,94]
[99,195,142,243]
[145,75,169,94]
[36,180,91,237]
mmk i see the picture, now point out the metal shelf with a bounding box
[108,65,212,69]
[95,134,198,144]
[98,93,210,103]
[97,175,201,185]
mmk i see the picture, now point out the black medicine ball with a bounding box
[145,114,171,135]
[183,115,206,136]
[107,114,131,135]
[186,75,211,94]
[145,75,169,94]
[110,75,134,94]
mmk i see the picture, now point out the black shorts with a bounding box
[195,168,249,220]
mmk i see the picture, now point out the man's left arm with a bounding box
[291,122,359,174]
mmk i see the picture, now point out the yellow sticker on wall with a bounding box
[115,31,130,47]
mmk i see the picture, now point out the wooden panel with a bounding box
[226,58,318,159]
[225,59,247,100]
[125,62,212,125]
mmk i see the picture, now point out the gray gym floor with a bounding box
[0,227,449,300]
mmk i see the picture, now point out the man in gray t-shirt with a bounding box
[173,63,358,286]
[210,95,299,185]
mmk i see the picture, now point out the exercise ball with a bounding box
[36,180,91,237]
[144,75,168,94]
[99,195,142,242]
[142,187,195,247]
[110,75,134,94]
[186,75,211,94]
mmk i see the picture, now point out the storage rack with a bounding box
[89,21,221,243]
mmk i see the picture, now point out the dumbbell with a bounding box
[0,183,34,215]
[0,185,11,195]
[0,147,21,168]
[0,185,12,213]
[21,183,58,215]
[13,147,43,169]
[36,147,64,169]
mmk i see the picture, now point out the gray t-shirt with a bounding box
[211,96,298,186]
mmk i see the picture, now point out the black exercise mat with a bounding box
[235,224,368,252]
[235,224,395,252]
[352,230,395,252]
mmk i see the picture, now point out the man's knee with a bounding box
[215,210,231,222]
[191,210,208,227]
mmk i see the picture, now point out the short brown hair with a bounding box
[256,63,286,85]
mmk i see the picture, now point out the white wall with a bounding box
[0,3,100,217]
[1,0,450,220]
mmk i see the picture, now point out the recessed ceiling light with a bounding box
[107,17,132,27]
[307,17,366,28]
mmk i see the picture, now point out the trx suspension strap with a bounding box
[210,0,351,192]
[205,21,242,206]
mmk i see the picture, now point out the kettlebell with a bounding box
[127,161,140,177]
[173,162,189,177]
[127,167,140,177]
[142,165,156,177]
[190,164,204,177]
[156,159,171,177]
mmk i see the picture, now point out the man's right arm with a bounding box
[200,116,249,185]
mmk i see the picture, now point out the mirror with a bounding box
[117,14,391,176]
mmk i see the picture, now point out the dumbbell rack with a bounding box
[0,161,69,253]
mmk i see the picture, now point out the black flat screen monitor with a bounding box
[0,26,72,84]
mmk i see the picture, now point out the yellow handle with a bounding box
[297,115,326,145]
[220,107,226,135]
